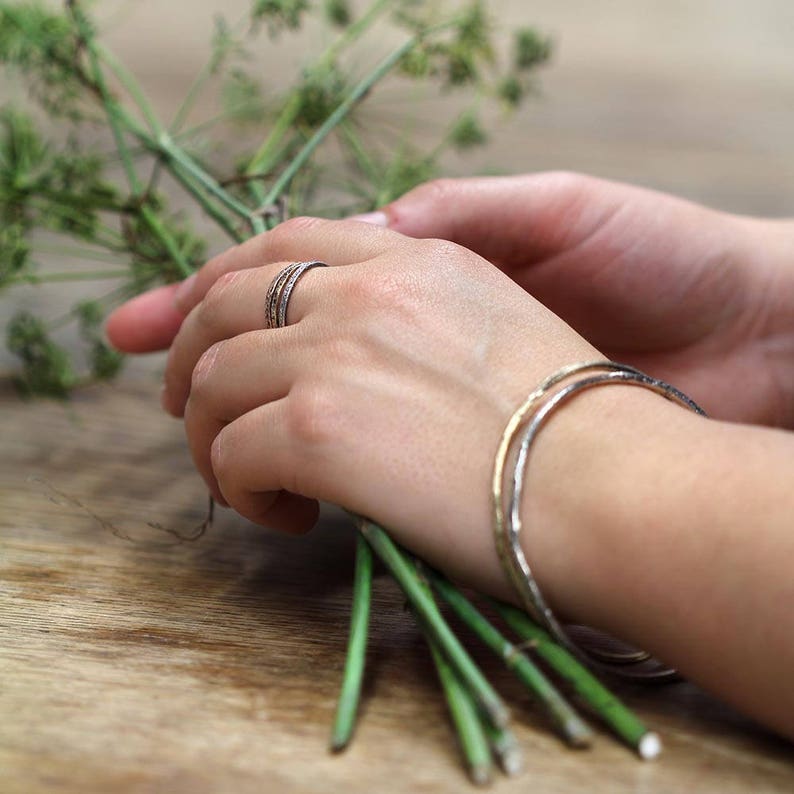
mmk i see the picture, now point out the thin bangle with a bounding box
[492,361,647,620]
[494,363,707,681]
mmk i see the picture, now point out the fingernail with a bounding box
[347,211,388,227]
[173,273,197,311]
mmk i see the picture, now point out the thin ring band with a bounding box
[264,260,328,329]
[277,260,327,329]
[498,365,706,680]
[264,261,302,330]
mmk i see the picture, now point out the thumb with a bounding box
[353,172,611,268]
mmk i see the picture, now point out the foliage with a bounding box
[0,0,551,396]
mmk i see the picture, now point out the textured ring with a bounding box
[264,260,328,329]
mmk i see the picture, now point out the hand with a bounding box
[374,172,794,428]
[106,217,602,596]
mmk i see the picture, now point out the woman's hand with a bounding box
[374,172,794,428]
[107,217,601,596]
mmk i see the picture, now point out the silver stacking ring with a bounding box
[264,260,328,329]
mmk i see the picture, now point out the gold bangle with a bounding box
[493,361,706,681]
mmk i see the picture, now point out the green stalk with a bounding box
[340,122,381,185]
[482,720,523,777]
[427,569,593,748]
[320,0,392,67]
[90,35,256,235]
[260,35,422,216]
[68,3,193,278]
[492,600,662,760]
[244,0,391,186]
[357,519,509,728]
[10,269,129,285]
[157,133,254,221]
[169,9,252,133]
[96,43,161,132]
[330,534,373,753]
[424,629,493,786]
[167,160,245,243]
[245,92,302,184]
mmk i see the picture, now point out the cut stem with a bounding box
[492,600,661,759]
[427,568,593,748]
[330,534,373,753]
[424,628,493,786]
[357,519,509,729]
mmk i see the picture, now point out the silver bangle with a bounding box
[493,362,707,681]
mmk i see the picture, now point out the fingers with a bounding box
[162,261,338,416]
[379,172,621,268]
[105,284,185,353]
[173,216,406,315]
[210,398,326,534]
[182,328,308,499]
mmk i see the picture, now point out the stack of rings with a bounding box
[265,260,328,329]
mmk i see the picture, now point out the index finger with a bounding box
[173,216,406,315]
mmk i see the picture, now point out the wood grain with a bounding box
[1,379,793,793]
[3,1,794,790]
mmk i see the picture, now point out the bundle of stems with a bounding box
[1,1,660,783]
[342,520,661,783]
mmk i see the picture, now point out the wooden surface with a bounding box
[3,1,794,791]
[2,379,794,794]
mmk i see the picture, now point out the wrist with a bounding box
[519,382,700,633]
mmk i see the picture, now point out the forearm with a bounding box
[526,387,794,739]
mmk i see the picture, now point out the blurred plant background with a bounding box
[2,0,794,394]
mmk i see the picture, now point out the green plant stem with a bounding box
[427,568,593,748]
[96,43,161,132]
[10,269,129,285]
[482,720,523,777]
[357,518,509,729]
[157,133,254,221]
[340,122,381,185]
[167,11,248,135]
[68,3,193,278]
[321,0,392,67]
[244,0,390,190]
[492,600,661,759]
[330,534,373,753]
[259,36,420,218]
[424,628,493,786]
[90,35,256,236]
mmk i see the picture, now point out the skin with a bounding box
[106,172,794,740]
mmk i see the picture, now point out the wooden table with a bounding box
[3,1,794,790]
[2,376,793,793]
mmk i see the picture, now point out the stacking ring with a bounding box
[264,260,328,329]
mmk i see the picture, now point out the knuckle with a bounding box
[190,341,223,398]
[269,216,325,247]
[285,383,343,450]
[196,271,238,325]
[346,269,418,316]
[536,169,591,196]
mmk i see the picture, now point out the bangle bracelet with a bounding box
[493,361,707,681]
